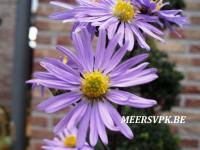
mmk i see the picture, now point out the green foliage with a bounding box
[123,41,184,110]
[105,36,184,149]
[140,48,184,110]
[126,38,184,110]
[0,136,12,150]
[108,123,180,150]
[164,0,186,10]
[104,108,180,150]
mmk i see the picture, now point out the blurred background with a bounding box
[0,0,200,150]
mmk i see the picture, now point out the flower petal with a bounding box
[98,101,118,131]
[95,104,108,145]
[111,74,158,87]
[77,103,91,148]
[110,53,149,77]
[37,92,82,113]
[50,1,74,9]
[53,102,87,133]
[106,102,133,139]
[89,103,99,146]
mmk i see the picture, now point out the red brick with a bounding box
[37,5,54,17]
[36,19,73,32]
[31,88,51,99]
[190,45,200,53]
[171,29,200,40]
[36,34,52,45]
[31,100,43,110]
[191,16,200,25]
[185,99,200,107]
[169,55,191,66]
[188,72,200,81]
[34,48,60,58]
[184,30,200,40]
[186,2,200,11]
[30,116,48,127]
[182,86,200,94]
[0,0,15,117]
[192,58,200,66]
[156,42,184,52]
[33,62,45,71]
[30,129,53,139]
[169,29,185,39]
[29,141,43,150]
[34,142,43,150]
[56,35,72,46]
[181,139,199,148]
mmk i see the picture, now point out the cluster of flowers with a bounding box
[27,0,187,149]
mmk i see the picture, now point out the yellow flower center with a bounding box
[63,56,68,64]
[151,0,162,10]
[150,0,158,2]
[81,71,109,99]
[64,135,76,148]
[113,0,135,22]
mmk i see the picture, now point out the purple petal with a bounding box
[116,22,125,46]
[95,103,108,145]
[99,17,118,30]
[80,28,94,71]
[56,45,82,69]
[110,53,149,77]
[111,74,158,87]
[125,23,135,51]
[104,42,129,74]
[40,61,80,85]
[101,33,121,70]
[72,31,92,72]
[110,62,150,82]
[106,89,129,103]
[67,101,88,130]
[37,92,82,113]
[33,72,56,80]
[128,94,157,108]
[77,103,91,148]
[130,25,150,50]
[107,89,157,108]
[42,57,79,76]
[53,102,87,133]
[137,22,164,42]
[106,102,133,139]
[26,79,77,90]
[50,1,74,9]
[49,10,74,20]
[98,101,118,131]
[89,103,99,146]
[94,29,106,70]
[107,20,118,39]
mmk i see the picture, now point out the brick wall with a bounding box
[158,0,200,149]
[28,0,200,149]
[28,0,74,149]
[0,0,16,111]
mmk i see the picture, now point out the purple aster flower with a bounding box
[43,128,93,150]
[138,0,188,36]
[50,1,96,37]
[50,0,164,50]
[27,28,158,147]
